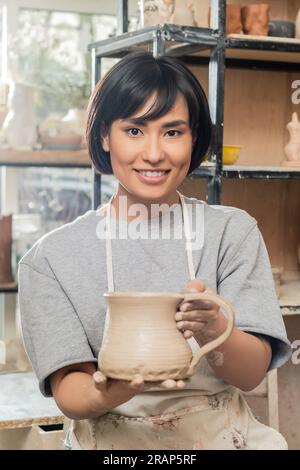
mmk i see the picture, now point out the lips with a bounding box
[133,169,171,185]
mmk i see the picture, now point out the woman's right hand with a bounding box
[50,363,187,420]
[93,371,187,410]
[92,371,146,410]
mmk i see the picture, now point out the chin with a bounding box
[135,188,172,202]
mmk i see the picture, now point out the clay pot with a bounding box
[208,4,242,34]
[283,112,300,164]
[99,291,234,381]
[241,4,270,36]
[0,215,14,285]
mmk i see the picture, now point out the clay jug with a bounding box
[99,291,235,381]
[241,4,270,36]
[283,112,300,164]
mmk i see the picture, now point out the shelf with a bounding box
[0,148,91,168]
[89,25,300,67]
[222,165,300,180]
[225,34,300,64]
[0,283,18,293]
[88,24,218,58]
[190,164,216,178]
[279,273,300,316]
[189,165,300,180]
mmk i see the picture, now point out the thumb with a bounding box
[182,279,206,294]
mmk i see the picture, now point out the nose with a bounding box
[142,134,165,164]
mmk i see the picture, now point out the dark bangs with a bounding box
[86,51,212,175]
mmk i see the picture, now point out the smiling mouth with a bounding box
[133,169,171,177]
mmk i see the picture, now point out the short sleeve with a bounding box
[18,262,97,397]
[217,222,291,370]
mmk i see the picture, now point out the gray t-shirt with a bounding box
[18,195,291,399]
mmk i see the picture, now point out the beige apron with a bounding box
[64,191,288,450]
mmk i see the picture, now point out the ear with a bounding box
[100,123,110,152]
[101,135,110,152]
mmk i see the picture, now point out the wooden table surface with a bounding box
[0,371,63,429]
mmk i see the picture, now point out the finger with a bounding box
[176,319,206,333]
[183,329,194,339]
[161,379,178,389]
[176,380,186,389]
[182,279,206,294]
[130,374,145,391]
[180,300,218,312]
[177,309,219,323]
[93,371,107,391]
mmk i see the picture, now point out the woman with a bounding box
[19,52,291,450]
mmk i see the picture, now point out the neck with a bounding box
[110,184,181,222]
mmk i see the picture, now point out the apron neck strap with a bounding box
[105,191,195,292]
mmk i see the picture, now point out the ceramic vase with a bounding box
[208,4,242,34]
[241,3,271,36]
[2,83,37,149]
[283,112,300,165]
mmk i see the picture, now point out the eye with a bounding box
[127,128,142,136]
[166,130,182,137]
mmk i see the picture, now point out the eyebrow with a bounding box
[121,118,189,128]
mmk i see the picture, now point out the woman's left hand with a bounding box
[176,279,228,344]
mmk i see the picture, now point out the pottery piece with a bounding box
[241,4,270,36]
[2,83,37,149]
[140,0,175,27]
[268,20,295,38]
[0,215,14,285]
[140,0,197,27]
[223,145,243,165]
[296,9,300,39]
[40,134,82,150]
[99,291,234,381]
[171,0,198,27]
[282,112,300,166]
[208,4,242,34]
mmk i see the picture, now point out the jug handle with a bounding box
[181,292,235,376]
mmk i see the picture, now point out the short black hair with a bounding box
[86,51,212,175]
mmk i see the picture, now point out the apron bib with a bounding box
[64,191,288,450]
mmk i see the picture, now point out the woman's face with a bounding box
[102,93,193,206]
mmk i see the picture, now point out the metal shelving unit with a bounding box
[88,0,300,317]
